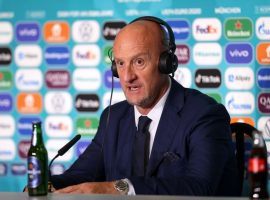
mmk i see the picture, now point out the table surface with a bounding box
[0,192,249,200]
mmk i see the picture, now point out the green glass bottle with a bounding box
[27,121,48,196]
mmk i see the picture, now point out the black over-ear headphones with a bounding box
[110,16,178,78]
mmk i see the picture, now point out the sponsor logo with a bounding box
[102,91,125,109]
[103,45,113,64]
[0,163,7,176]
[11,163,27,175]
[72,44,100,67]
[0,139,15,160]
[257,42,270,65]
[225,67,254,90]
[44,21,69,43]
[45,92,72,114]
[0,115,15,137]
[225,92,254,115]
[16,22,40,42]
[15,69,43,91]
[257,68,270,89]
[15,45,42,67]
[0,93,12,112]
[0,47,12,65]
[75,94,100,112]
[206,93,222,103]
[45,116,72,138]
[195,69,221,88]
[104,69,121,89]
[18,117,41,136]
[76,141,91,156]
[225,43,253,64]
[51,164,65,175]
[45,70,70,89]
[167,20,189,40]
[72,20,100,43]
[231,117,255,127]
[0,22,13,44]
[76,117,99,136]
[73,68,101,91]
[46,139,73,162]
[45,46,69,65]
[225,18,252,40]
[18,140,31,159]
[258,93,270,113]
[0,71,12,89]
[258,117,270,139]
[192,18,221,41]
[193,43,222,66]
[173,67,192,88]
[103,21,126,40]
[175,45,190,64]
[17,93,42,114]
[256,17,270,40]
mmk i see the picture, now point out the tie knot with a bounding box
[138,116,152,133]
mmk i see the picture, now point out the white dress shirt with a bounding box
[127,79,171,195]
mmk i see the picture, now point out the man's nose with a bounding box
[122,65,136,82]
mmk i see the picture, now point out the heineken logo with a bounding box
[225,18,252,39]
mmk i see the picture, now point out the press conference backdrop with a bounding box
[0,0,270,192]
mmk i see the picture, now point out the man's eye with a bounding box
[134,58,144,66]
[116,61,124,67]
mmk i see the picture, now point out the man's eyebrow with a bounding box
[114,52,150,61]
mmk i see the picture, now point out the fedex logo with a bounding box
[192,18,221,41]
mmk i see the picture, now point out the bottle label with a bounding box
[248,158,266,173]
[27,156,42,188]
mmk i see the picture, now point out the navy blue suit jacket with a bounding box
[51,78,240,196]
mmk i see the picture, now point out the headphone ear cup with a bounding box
[158,51,178,74]
[111,60,119,78]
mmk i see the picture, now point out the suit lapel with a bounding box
[115,106,136,178]
[147,78,185,176]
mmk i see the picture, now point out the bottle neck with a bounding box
[31,123,44,146]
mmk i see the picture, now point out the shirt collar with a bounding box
[134,78,171,128]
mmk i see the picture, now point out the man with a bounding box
[51,17,240,196]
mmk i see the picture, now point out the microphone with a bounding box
[48,134,81,191]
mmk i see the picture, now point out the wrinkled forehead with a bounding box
[113,21,163,55]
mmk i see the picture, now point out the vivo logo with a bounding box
[45,116,72,138]
[225,67,254,90]
[16,22,40,42]
[76,141,90,156]
[0,93,12,112]
[226,43,252,64]
[225,92,254,114]
[104,69,121,89]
